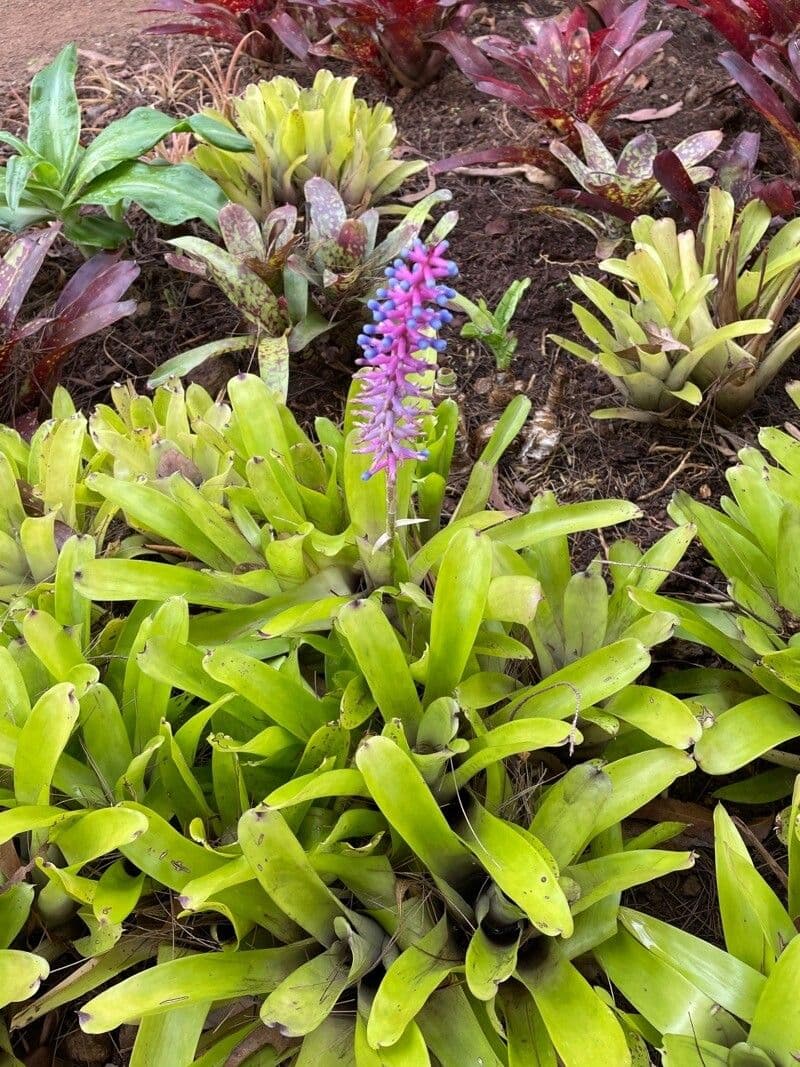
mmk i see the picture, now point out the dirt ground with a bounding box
[0,0,146,81]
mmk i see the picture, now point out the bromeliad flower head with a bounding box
[354,238,458,483]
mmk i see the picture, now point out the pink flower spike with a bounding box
[354,239,458,484]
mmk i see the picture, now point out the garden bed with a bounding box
[3,0,800,1063]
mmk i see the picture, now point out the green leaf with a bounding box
[519,957,631,1067]
[490,500,642,550]
[69,108,197,192]
[337,598,422,736]
[597,926,746,1045]
[749,935,800,1063]
[129,994,208,1067]
[355,735,475,887]
[147,336,252,390]
[417,985,505,1067]
[77,161,225,230]
[14,683,79,805]
[203,646,330,741]
[461,803,573,937]
[423,529,493,703]
[695,696,800,775]
[239,806,344,945]
[368,918,457,1049]
[618,908,765,1021]
[27,44,80,181]
[0,951,50,1010]
[715,805,795,974]
[529,762,612,867]
[604,686,701,748]
[78,946,311,1033]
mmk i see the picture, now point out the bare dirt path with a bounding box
[0,0,147,83]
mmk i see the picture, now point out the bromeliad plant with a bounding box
[552,187,800,419]
[435,0,671,170]
[0,225,138,413]
[0,44,252,250]
[550,123,721,223]
[149,188,456,398]
[0,520,699,1065]
[597,797,800,1065]
[0,343,702,1064]
[297,0,477,88]
[454,277,531,371]
[721,37,800,178]
[143,0,317,62]
[667,0,800,58]
[0,388,104,605]
[191,69,426,221]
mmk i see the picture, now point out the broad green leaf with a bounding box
[749,936,800,1063]
[27,44,80,179]
[129,995,208,1067]
[715,805,795,974]
[604,686,701,748]
[619,908,765,1021]
[355,735,475,886]
[203,646,330,740]
[567,849,694,915]
[239,806,344,945]
[78,946,311,1033]
[530,762,612,867]
[461,803,573,937]
[592,749,696,839]
[14,683,79,805]
[596,927,746,1045]
[520,957,631,1067]
[417,985,505,1067]
[695,696,800,775]
[337,598,422,736]
[0,951,50,1010]
[367,918,456,1049]
[77,161,226,230]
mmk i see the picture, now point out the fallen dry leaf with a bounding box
[618,101,684,121]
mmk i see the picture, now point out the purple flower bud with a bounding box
[353,240,459,485]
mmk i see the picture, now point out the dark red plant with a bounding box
[666,0,800,59]
[142,0,315,62]
[433,0,671,171]
[0,225,139,409]
[721,39,800,177]
[295,0,477,88]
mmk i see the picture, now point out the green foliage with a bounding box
[597,794,800,1065]
[454,277,531,370]
[192,69,426,221]
[552,187,800,419]
[0,368,705,1065]
[0,44,251,249]
[151,186,457,399]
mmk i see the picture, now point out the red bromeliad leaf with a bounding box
[0,226,61,343]
[142,0,315,61]
[652,149,704,228]
[29,254,139,397]
[436,0,670,142]
[300,0,477,87]
[667,0,800,57]
[721,45,800,176]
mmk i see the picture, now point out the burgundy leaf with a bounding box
[0,225,61,334]
[555,187,637,222]
[653,149,704,228]
[720,48,800,175]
